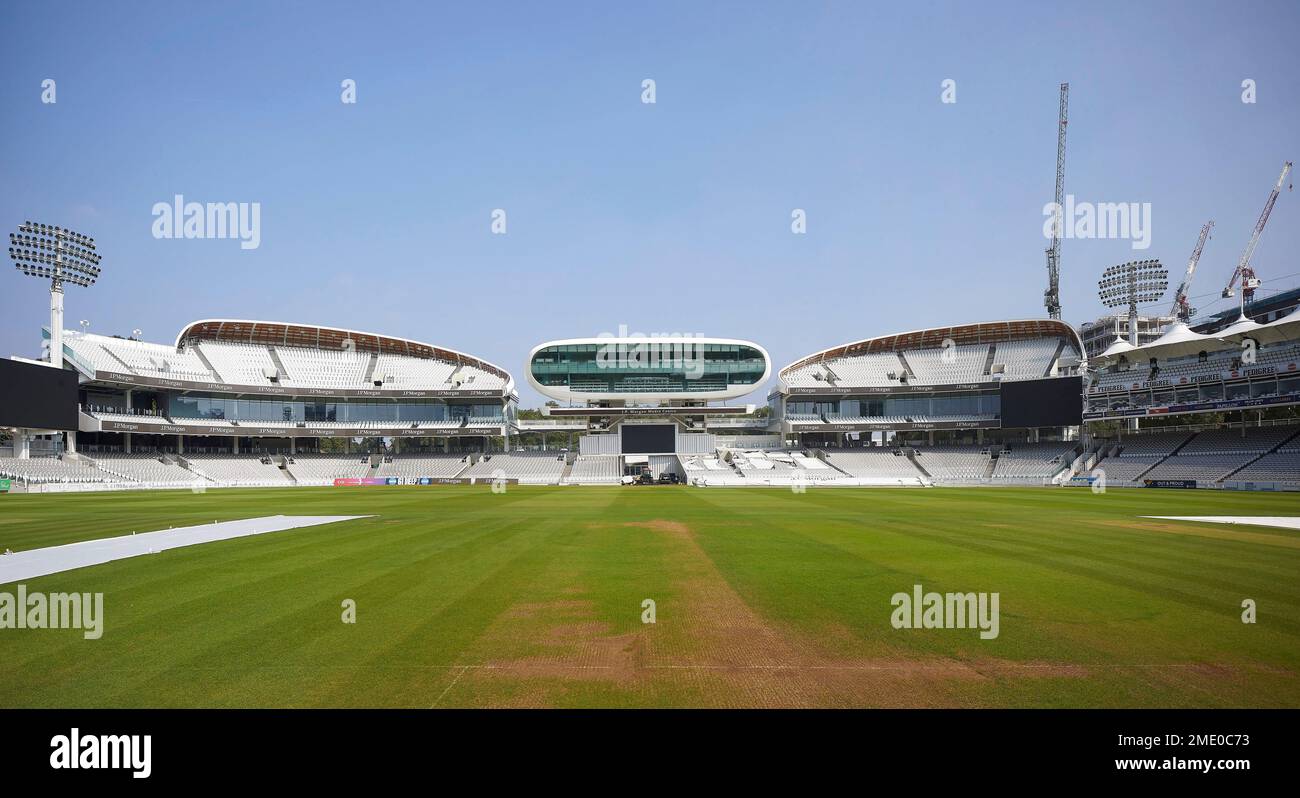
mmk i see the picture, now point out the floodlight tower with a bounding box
[1098,259,1168,346]
[8,222,102,369]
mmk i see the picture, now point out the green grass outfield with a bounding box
[1,484,1298,708]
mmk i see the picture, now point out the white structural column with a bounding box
[65,430,77,454]
[48,283,64,370]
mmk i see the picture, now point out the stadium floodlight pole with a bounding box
[1098,259,1168,346]
[8,222,102,370]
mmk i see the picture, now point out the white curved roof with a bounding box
[779,319,1082,390]
[175,318,514,394]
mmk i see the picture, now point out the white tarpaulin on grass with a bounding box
[0,515,370,583]
[1141,516,1300,531]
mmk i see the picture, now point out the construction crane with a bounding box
[1044,83,1068,320]
[1169,221,1213,323]
[1223,160,1292,302]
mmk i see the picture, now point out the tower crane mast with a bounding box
[1044,83,1068,320]
[1223,161,1292,302]
[1170,221,1213,323]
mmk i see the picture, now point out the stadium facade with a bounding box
[771,319,1084,445]
[4,307,1300,492]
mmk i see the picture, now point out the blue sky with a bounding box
[2,0,1297,407]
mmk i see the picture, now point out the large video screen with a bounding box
[999,376,1083,428]
[621,424,676,454]
[0,359,80,431]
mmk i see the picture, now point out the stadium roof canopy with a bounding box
[1128,322,1214,359]
[175,318,513,386]
[1214,313,1264,339]
[780,319,1083,376]
[1217,306,1300,346]
[1098,337,1136,359]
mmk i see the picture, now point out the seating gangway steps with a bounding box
[895,351,916,380]
[982,344,997,376]
[267,347,290,382]
[905,449,931,479]
[191,345,224,383]
[1045,339,1067,377]
[100,344,137,375]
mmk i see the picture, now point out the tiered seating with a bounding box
[783,336,1071,389]
[446,365,508,391]
[905,345,987,384]
[285,455,373,485]
[1090,367,1147,392]
[184,455,293,486]
[565,456,621,484]
[1151,351,1236,384]
[1140,455,1254,484]
[911,446,989,481]
[1093,457,1160,485]
[820,449,921,480]
[275,346,369,387]
[1115,431,1192,457]
[1232,450,1300,484]
[1178,426,1296,455]
[374,456,468,478]
[790,452,836,473]
[993,338,1060,380]
[462,453,565,484]
[65,328,510,393]
[783,352,905,388]
[1133,425,1300,485]
[1255,342,1300,370]
[732,451,798,475]
[681,455,732,472]
[65,334,217,380]
[64,336,128,373]
[0,457,111,484]
[92,455,204,486]
[197,342,279,384]
[373,355,457,387]
[1090,340,1300,394]
[993,442,1078,479]
[1091,431,1190,485]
